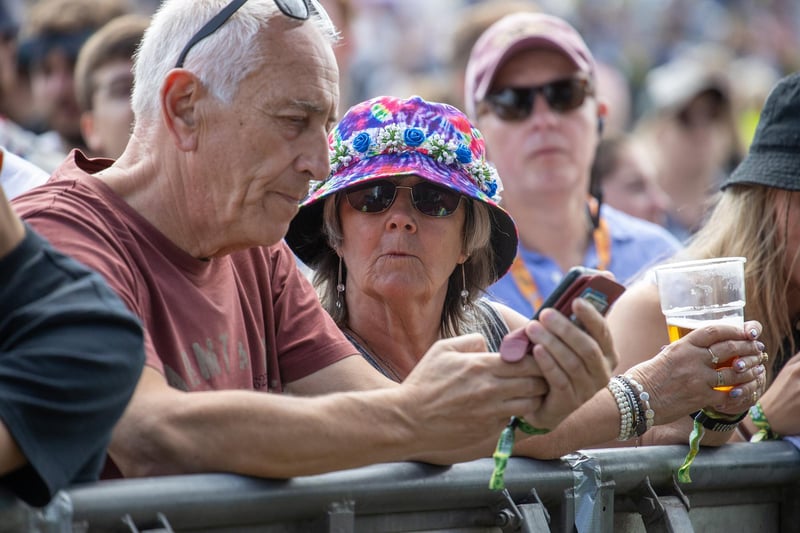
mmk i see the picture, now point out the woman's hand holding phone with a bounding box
[500,267,624,363]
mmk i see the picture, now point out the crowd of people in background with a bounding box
[1,0,797,240]
[0,0,798,514]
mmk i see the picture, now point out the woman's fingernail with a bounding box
[756,341,766,351]
[735,359,747,372]
[730,388,743,398]
[755,365,765,375]
[750,328,759,339]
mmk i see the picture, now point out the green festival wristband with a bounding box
[489,416,550,491]
[749,402,780,442]
[677,408,745,483]
[677,417,705,483]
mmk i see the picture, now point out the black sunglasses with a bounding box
[175,0,312,68]
[483,77,594,121]
[345,180,463,218]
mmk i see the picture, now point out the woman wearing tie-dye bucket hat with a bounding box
[286,95,617,389]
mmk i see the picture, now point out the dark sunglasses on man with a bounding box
[175,0,323,68]
[345,180,464,218]
[482,76,594,122]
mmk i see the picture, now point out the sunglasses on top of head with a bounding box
[483,76,594,122]
[345,180,463,218]
[175,0,316,68]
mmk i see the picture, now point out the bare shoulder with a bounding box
[609,279,661,317]
[607,279,669,372]
[491,301,528,330]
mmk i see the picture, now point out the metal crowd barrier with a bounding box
[2,442,800,532]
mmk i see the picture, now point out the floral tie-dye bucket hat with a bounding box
[286,95,518,279]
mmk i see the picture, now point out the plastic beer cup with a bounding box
[654,257,746,391]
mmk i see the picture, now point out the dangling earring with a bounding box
[336,256,345,310]
[460,263,469,311]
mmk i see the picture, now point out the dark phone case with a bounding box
[500,267,625,362]
[532,266,594,320]
[548,274,626,318]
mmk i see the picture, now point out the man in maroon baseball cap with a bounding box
[465,12,596,118]
[464,12,681,320]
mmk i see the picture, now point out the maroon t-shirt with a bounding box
[13,151,356,392]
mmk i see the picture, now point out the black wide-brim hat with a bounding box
[722,72,800,192]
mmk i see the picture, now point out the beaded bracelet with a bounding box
[607,378,635,441]
[619,379,642,432]
[610,375,654,439]
[621,375,655,436]
[749,402,779,442]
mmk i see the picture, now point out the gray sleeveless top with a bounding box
[343,298,510,382]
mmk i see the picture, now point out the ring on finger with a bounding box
[752,389,759,403]
[716,370,725,388]
[761,352,769,365]
[708,346,720,366]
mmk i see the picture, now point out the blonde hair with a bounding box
[681,185,799,371]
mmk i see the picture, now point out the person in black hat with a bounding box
[608,72,800,446]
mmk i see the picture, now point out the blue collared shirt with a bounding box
[487,205,683,318]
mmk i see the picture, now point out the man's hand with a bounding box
[400,333,548,448]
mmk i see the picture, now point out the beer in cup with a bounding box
[654,257,746,391]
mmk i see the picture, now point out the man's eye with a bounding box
[285,116,308,127]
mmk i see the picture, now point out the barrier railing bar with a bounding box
[1,442,797,532]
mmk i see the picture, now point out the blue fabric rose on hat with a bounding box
[352,132,371,153]
[403,127,426,147]
[455,144,472,164]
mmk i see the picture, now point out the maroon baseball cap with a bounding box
[464,12,596,117]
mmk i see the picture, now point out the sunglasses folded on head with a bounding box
[345,180,463,217]
[483,77,594,121]
[175,0,316,68]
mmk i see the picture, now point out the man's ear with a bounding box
[161,69,204,152]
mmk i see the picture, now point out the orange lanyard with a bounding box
[509,203,610,312]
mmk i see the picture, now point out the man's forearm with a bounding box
[110,376,429,478]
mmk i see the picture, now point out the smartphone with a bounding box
[500,267,625,362]
[534,266,626,322]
